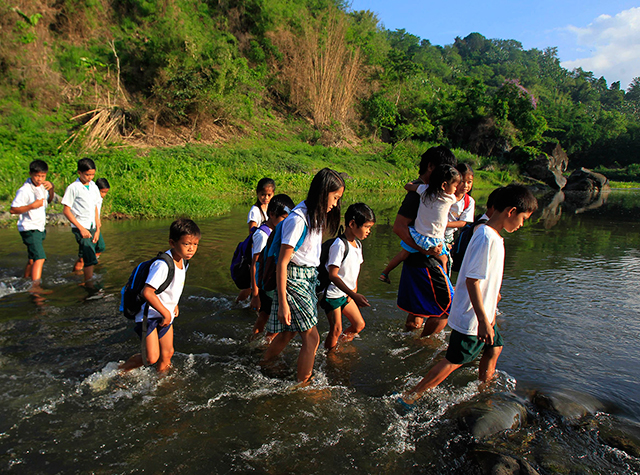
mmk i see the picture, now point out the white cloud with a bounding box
[561,7,640,90]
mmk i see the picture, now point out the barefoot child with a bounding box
[239,178,276,302]
[321,203,376,350]
[74,177,110,272]
[62,158,102,285]
[250,193,295,340]
[379,164,461,280]
[10,160,55,291]
[400,185,537,405]
[120,218,201,373]
[261,168,345,384]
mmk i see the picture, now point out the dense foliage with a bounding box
[1,0,639,170]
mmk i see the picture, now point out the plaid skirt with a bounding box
[266,264,318,333]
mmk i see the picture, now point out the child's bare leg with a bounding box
[402,358,461,404]
[74,258,84,272]
[405,313,424,331]
[297,327,320,382]
[119,353,144,372]
[340,300,365,342]
[478,345,502,383]
[251,311,270,338]
[261,331,295,363]
[24,259,33,279]
[420,316,448,337]
[83,265,94,287]
[156,325,174,373]
[324,308,343,350]
[236,288,251,302]
[436,253,447,270]
[119,329,160,372]
[380,249,410,282]
[30,258,45,282]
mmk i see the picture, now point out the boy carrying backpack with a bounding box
[119,218,201,373]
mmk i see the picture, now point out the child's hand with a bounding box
[278,300,291,326]
[31,199,45,210]
[43,181,53,191]
[352,293,370,308]
[250,294,261,312]
[174,305,179,318]
[477,320,494,345]
[424,243,443,256]
[92,229,100,244]
[78,226,91,239]
[160,313,172,327]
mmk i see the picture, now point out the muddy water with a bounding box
[1,190,639,474]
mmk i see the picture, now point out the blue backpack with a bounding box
[120,252,181,319]
[258,217,307,292]
[230,224,271,289]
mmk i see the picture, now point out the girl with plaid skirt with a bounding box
[261,168,345,384]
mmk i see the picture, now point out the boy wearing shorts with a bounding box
[400,185,538,405]
[10,159,55,291]
[120,218,201,373]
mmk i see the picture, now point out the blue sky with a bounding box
[348,0,640,89]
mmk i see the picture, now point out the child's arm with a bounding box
[248,221,258,231]
[328,266,370,307]
[44,181,54,203]
[63,205,91,238]
[466,277,494,345]
[142,284,173,326]
[249,253,261,311]
[276,245,294,325]
[404,182,420,192]
[446,220,468,229]
[92,204,101,243]
[10,199,45,215]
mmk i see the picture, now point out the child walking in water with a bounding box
[74,177,110,272]
[239,178,276,302]
[247,178,275,231]
[379,164,461,281]
[261,168,345,384]
[399,185,537,406]
[250,193,295,341]
[321,203,375,351]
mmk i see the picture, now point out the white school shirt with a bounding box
[247,205,266,226]
[251,226,270,256]
[281,201,322,267]
[134,250,187,324]
[325,238,363,299]
[414,184,457,239]
[61,179,101,229]
[448,224,504,336]
[97,194,104,215]
[445,195,476,239]
[11,178,49,232]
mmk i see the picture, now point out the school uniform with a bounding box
[444,194,476,242]
[266,201,322,333]
[247,205,266,226]
[252,226,273,314]
[61,179,101,267]
[321,238,363,312]
[12,178,50,261]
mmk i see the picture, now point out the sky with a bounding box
[348,0,640,90]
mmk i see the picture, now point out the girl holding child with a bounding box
[261,168,345,384]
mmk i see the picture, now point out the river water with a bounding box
[1,190,639,474]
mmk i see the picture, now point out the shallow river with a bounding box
[1,189,639,474]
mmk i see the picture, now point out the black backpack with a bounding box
[230,224,271,290]
[450,216,488,272]
[120,252,178,319]
[316,234,354,299]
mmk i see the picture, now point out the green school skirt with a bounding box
[266,264,318,333]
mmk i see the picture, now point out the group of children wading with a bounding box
[10,146,538,406]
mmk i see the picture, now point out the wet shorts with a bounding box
[320,295,349,313]
[445,327,504,365]
[135,317,172,340]
[19,230,46,261]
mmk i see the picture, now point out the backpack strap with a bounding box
[154,252,176,295]
[463,193,471,211]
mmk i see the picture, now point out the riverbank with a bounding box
[0,139,520,224]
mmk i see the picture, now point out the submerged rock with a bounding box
[473,451,541,475]
[596,415,640,458]
[454,393,528,439]
[530,388,604,420]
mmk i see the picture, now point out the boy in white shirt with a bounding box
[120,218,201,373]
[10,160,55,291]
[321,203,376,350]
[400,185,538,405]
[62,158,101,284]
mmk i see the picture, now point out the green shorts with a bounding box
[19,230,46,261]
[71,228,98,267]
[446,327,504,365]
[320,295,349,313]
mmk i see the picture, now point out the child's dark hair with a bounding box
[493,184,538,213]
[254,177,275,205]
[456,162,474,178]
[345,203,376,227]
[29,160,48,174]
[423,164,460,203]
[169,218,201,241]
[306,168,345,236]
[77,158,96,172]
[267,194,295,218]
[95,178,110,190]
[419,146,457,175]
[486,186,503,210]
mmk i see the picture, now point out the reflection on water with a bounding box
[1,190,639,474]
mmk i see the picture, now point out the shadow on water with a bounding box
[1,191,640,473]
